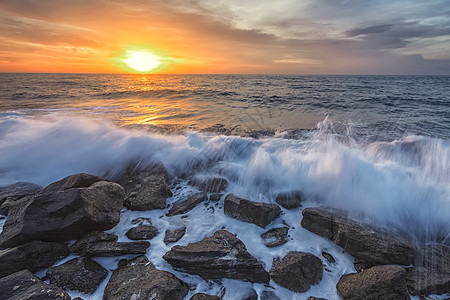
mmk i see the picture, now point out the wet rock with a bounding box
[164,226,186,244]
[224,194,281,228]
[190,177,228,193]
[261,227,289,248]
[321,251,336,264]
[275,191,304,209]
[307,297,327,300]
[0,182,42,214]
[301,207,415,267]
[209,193,223,201]
[131,217,152,225]
[190,293,222,300]
[126,225,159,240]
[41,173,104,194]
[0,177,124,248]
[163,230,270,283]
[46,257,108,294]
[0,269,70,300]
[0,240,69,279]
[269,251,323,292]
[81,241,150,257]
[336,265,409,300]
[115,164,172,211]
[166,193,207,216]
[260,290,281,300]
[240,288,258,300]
[70,231,118,253]
[104,255,188,300]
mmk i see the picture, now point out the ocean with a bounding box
[0,73,449,299]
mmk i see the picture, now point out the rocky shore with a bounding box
[0,165,448,299]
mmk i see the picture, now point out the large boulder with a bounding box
[104,255,188,300]
[261,227,289,248]
[269,251,323,292]
[275,191,304,209]
[163,230,270,283]
[0,269,70,300]
[224,194,281,228]
[81,241,150,257]
[0,175,124,248]
[336,265,409,300]
[46,257,108,294]
[0,240,69,279]
[301,207,415,267]
[41,173,104,194]
[115,164,172,211]
[166,193,207,216]
[126,225,159,240]
[70,231,118,253]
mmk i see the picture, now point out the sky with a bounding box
[0,0,449,74]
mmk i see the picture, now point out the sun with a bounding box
[122,50,161,72]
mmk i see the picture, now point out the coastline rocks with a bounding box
[163,230,270,283]
[164,226,186,244]
[269,251,323,292]
[115,164,172,211]
[224,194,281,228]
[0,269,70,300]
[301,207,415,267]
[46,257,108,294]
[41,173,104,194]
[0,240,69,279]
[70,231,118,253]
[126,225,159,240]
[261,227,289,248]
[166,193,207,216]
[0,176,124,248]
[81,241,150,257]
[275,191,304,209]
[104,255,188,300]
[190,293,222,300]
[0,182,42,214]
[189,177,228,193]
[336,265,409,300]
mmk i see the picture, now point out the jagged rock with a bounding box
[0,177,124,248]
[322,251,336,264]
[81,241,150,257]
[0,195,32,217]
[209,193,223,201]
[301,207,415,267]
[166,193,207,216]
[336,265,409,300]
[41,173,104,194]
[46,257,108,294]
[269,251,323,292]
[164,226,186,244]
[70,231,118,253]
[115,164,172,211]
[261,227,289,247]
[126,225,159,240]
[104,256,188,300]
[0,269,70,299]
[275,191,304,209]
[131,217,152,225]
[0,182,42,214]
[240,288,258,300]
[190,177,228,193]
[0,240,69,279]
[307,297,327,300]
[224,194,281,228]
[163,230,270,283]
[260,290,281,300]
[190,293,222,300]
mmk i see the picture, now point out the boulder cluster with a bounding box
[0,165,448,299]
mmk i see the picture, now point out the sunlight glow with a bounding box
[123,50,161,72]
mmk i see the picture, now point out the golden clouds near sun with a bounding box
[123,50,161,72]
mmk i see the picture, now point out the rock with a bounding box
[81,241,150,257]
[260,290,281,300]
[190,177,228,193]
[190,293,222,300]
[104,255,188,300]
[131,217,152,225]
[115,164,172,211]
[126,225,159,240]
[0,269,70,300]
[261,227,289,247]
[166,193,207,216]
[322,251,336,264]
[0,195,32,216]
[275,191,304,209]
[224,194,281,228]
[163,230,270,283]
[209,193,223,201]
[0,179,124,248]
[0,182,42,214]
[240,288,258,300]
[46,257,108,293]
[269,251,323,292]
[164,226,186,244]
[70,231,118,253]
[307,297,327,300]
[41,173,104,194]
[301,207,415,267]
[336,265,409,300]
[0,240,69,279]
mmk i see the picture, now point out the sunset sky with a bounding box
[0,0,449,74]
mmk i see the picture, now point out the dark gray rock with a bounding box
[0,182,42,215]
[104,255,188,300]
[0,179,124,248]
[269,251,323,292]
[260,290,281,300]
[131,217,152,225]
[261,227,289,248]
[307,297,327,300]
[164,226,186,244]
[322,251,336,264]
[336,265,409,300]
[166,193,207,216]
[46,257,108,293]
[224,194,281,228]
[275,191,304,209]
[0,195,32,216]
[81,241,150,257]
[163,230,270,283]
[42,173,104,194]
[0,269,70,300]
[70,231,118,253]
[190,177,228,193]
[301,207,415,267]
[240,288,257,300]
[190,293,222,300]
[116,164,173,211]
[0,240,69,279]
[209,193,223,201]
[126,225,159,240]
